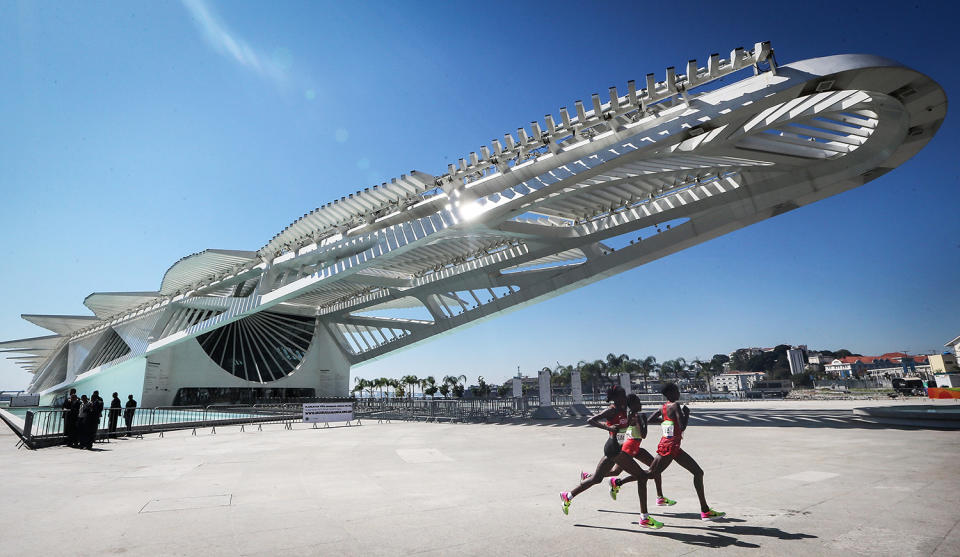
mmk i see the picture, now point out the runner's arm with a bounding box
[586,407,620,433]
[639,413,648,438]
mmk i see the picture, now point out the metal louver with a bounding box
[197,311,316,382]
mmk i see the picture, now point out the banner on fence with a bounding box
[302,402,354,423]
[10,395,40,407]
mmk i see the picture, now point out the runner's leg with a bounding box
[570,456,615,498]
[612,452,650,515]
[636,448,664,498]
[672,449,708,513]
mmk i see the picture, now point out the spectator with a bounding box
[88,391,104,447]
[76,395,91,449]
[108,392,122,436]
[124,394,137,435]
[62,388,78,447]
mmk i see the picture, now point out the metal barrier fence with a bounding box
[4,394,701,449]
[12,404,308,449]
[352,393,693,422]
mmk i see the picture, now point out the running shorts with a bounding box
[621,438,641,457]
[603,437,622,458]
[656,436,682,457]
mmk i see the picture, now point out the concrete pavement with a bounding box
[1,400,958,556]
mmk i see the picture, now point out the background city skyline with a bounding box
[1,0,957,390]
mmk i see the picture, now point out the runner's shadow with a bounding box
[658,511,747,523]
[673,524,817,541]
[599,510,747,523]
[574,523,759,549]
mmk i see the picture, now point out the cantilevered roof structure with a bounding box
[2,42,946,405]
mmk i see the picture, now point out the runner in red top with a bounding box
[609,394,676,510]
[559,386,629,515]
[641,382,725,521]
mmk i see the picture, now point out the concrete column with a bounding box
[532,369,560,419]
[512,378,521,398]
[571,371,584,404]
[538,369,552,407]
[570,371,590,417]
[620,372,631,394]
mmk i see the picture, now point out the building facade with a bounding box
[712,371,765,393]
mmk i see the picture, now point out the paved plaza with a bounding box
[2,400,958,556]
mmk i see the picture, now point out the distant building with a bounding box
[929,353,959,374]
[825,357,867,378]
[827,353,933,379]
[786,349,806,376]
[712,371,764,393]
[807,352,832,365]
[933,334,960,389]
[946,334,960,358]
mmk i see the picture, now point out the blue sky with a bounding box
[1,0,957,390]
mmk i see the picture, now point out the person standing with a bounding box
[62,389,78,447]
[76,395,91,449]
[108,392,122,436]
[88,391,104,447]
[124,394,137,435]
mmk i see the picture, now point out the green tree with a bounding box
[422,376,438,399]
[352,377,369,397]
[605,353,630,385]
[637,355,658,393]
[472,376,492,398]
[552,363,573,388]
[373,377,387,399]
[438,379,451,398]
[444,374,467,398]
[401,375,419,399]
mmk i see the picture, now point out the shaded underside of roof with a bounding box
[160,249,258,295]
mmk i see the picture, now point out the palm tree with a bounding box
[401,375,419,400]
[581,359,607,394]
[353,377,369,398]
[476,376,491,398]
[552,363,573,389]
[442,375,458,398]
[637,355,658,393]
[421,376,437,399]
[373,377,387,399]
[438,380,451,398]
[606,353,630,387]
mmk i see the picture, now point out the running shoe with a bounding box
[560,492,572,515]
[639,516,664,529]
[656,496,677,506]
[608,477,620,501]
[700,508,726,521]
[580,471,590,481]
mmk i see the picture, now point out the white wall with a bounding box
[141,322,350,406]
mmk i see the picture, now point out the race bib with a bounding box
[662,420,675,439]
[615,431,626,443]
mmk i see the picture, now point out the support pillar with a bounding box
[569,370,591,417]
[532,368,560,419]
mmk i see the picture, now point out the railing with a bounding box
[350,393,700,422]
[10,403,308,449]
